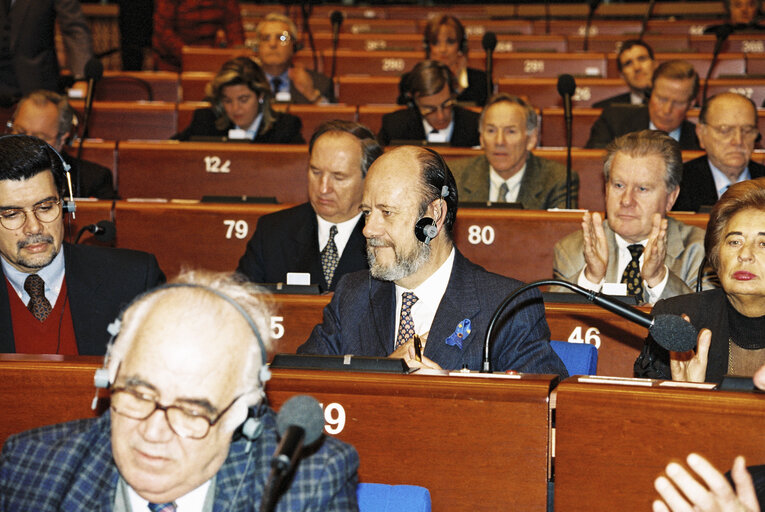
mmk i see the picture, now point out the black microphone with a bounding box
[259,395,325,512]
[480,279,698,373]
[557,74,576,209]
[329,10,344,81]
[583,0,601,51]
[482,32,497,102]
[702,24,734,104]
[74,220,116,244]
[74,58,104,197]
[638,0,657,40]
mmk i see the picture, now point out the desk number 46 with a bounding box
[567,326,601,349]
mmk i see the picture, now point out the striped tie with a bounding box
[395,292,418,349]
[497,182,509,203]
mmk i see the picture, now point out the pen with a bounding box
[413,334,422,362]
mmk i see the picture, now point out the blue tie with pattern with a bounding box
[148,503,176,512]
[395,292,418,349]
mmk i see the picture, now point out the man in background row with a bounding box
[238,121,382,292]
[593,39,656,109]
[451,93,579,209]
[674,92,765,212]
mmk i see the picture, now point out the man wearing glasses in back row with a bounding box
[673,92,765,212]
[378,60,480,147]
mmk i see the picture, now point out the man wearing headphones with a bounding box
[379,60,480,147]
[0,271,360,510]
[255,13,335,104]
[298,145,567,374]
[8,90,115,198]
[0,135,164,355]
[237,120,382,292]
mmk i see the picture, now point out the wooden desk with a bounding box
[567,34,690,53]
[540,107,600,148]
[96,71,180,103]
[554,378,765,511]
[78,140,117,184]
[70,101,178,141]
[268,369,556,511]
[336,76,401,106]
[606,52,746,80]
[180,46,320,73]
[284,104,358,142]
[469,52,608,78]
[115,141,309,201]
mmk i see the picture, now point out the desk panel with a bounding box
[469,52,608,78]
[554,379,765,511]
[116,141,309,201]
[71,101,177,141]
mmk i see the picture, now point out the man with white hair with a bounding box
[0,271,360,511]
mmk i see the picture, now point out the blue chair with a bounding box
[357,483,431,512]
[550,340,598,375]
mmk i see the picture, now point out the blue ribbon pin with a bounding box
[445,319,472,350]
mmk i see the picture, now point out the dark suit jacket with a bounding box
[0,0,92,101]
[0,409,359,511]
[585,104,701,150]
[237,203,368,292]
[298,249,568,375]
[634,288,731,382]
[377,106,480,147]
[450,152,580,209]
[288,68,336,104]
[592,91,634,109]
[62,152,116,199]
[0,243,165,355]
[673,156,765,212]
[172,107,305,143]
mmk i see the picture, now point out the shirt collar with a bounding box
[316,211,363,254]
[649,120,681,142]
[1,247,65,303]
[422,117,454,144]
[127,479,212,512]
[708,158,751,197]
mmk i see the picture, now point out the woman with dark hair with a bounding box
[635,177,765,382]
[173,57,304,143]
[398,15,488,107]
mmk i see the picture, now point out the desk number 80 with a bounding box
[467,225,495,245]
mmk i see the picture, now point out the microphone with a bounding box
[74,58,104,197]
[482,32,497,102]
[329,10,344,81]
[583,0,601,51]
[74,220,116,244]
[259,395,325,512]
[480,279,698,373]
[638,0,657,40]
[702,24,734,103]
[557,74,576,209]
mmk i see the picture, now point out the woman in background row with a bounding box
[399,15,488,107]
[173,57,304,144]
[635,177,765,382]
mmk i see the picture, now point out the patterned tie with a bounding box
[621,244,644,298]
[497,182,509,203]
[395,292,418,349]
[24,274,52,322]
[148,503,176,512]
[271,76,283,94]
[321,225,339,287]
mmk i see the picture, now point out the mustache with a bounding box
[18,234,54,249]
[367,238,391,248]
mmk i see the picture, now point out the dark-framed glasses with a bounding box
[706,124,759,141]
[416,97,456,117]
[257,31,292,46]
[110,386,245,439]
[0,199,62,230]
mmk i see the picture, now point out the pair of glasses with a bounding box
[257,31,292,46]
[110,386,246,440]
[0,199,62,230]
[705,124,759,141]
[5,121,60,146]
[416,97,456,117]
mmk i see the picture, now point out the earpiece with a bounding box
[413,151,450,245]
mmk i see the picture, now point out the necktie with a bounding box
[621,244,644,298]
[271,76,283,94]
[321,225,339,287]
[395,292,418,349]
[148,504,176,512]
[497,182,509,202]
[24,274,52,322]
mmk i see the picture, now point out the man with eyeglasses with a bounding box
[255,13,335,104]
[0,135,163,355]
[9,90,115,198]
[0,271,360,511]
[378,60,480,147]
[586,60,702,150]
[674,92,765,212]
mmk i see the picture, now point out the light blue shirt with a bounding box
[708,159,751,198]
[649,121,681,143]
[265,70,290,93]
[1,248,65,306]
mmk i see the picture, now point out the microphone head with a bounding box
[276,395,324,445]
[84,58,104,82]
[94,220,116,243]
[649,314,698,353]
[482,32,497,51]
[557,74,576,96]
[330,10,344,25]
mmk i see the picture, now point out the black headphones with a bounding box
[414,147,451,245]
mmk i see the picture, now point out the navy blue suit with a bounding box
[298,250,568,375]
[173,107,304,144]
[0,409,359,511]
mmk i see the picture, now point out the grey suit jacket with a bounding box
[450,152,580,209]
[585,104,700,150]
[552,217,707,303]
[298,249,568,376]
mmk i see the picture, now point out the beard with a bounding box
[366,237,430,282]
[15,233,57,269]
